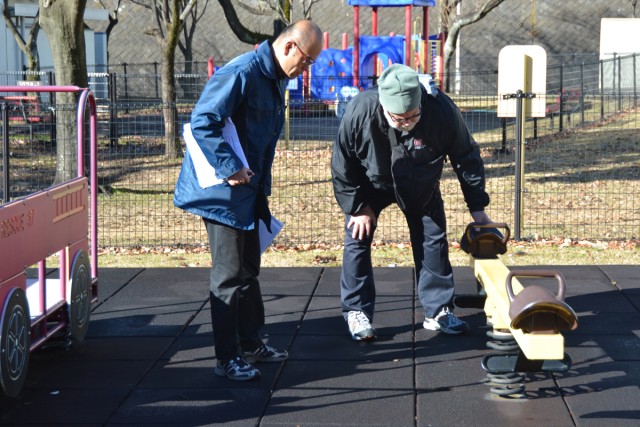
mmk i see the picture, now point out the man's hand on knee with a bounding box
[348,205,376,240]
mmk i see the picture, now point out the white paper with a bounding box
[259,216,284,254]
[183,120,249,189]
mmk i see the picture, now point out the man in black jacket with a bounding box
[331,64,493,341]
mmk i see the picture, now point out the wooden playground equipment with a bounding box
[457,223,578,396]
[0,86,98,398]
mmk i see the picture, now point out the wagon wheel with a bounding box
[68,250,92,343]
[0,288,31,398]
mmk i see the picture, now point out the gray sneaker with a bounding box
[242,344,288,363]
[214,356,261,381]
[423,307,469,334]
[347,310,377,341]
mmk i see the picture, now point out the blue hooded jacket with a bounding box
[174,41,287,230]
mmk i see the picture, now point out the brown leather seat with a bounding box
[506,270,578,334]
[459,222,509,258]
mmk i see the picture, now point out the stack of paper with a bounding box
[182,119,283,253]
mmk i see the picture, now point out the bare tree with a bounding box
[129,0,191,159]
[233,0,288,22]
[299,0,322,19]
[217,0,281,43]
[222,0,322,31]
[132,0,300,158]
[177,0,209,99]
[95,0,127,63]
[438,0,506,91]
[2,2,41,76]
[39,0,89,183]
[125,0,320,157]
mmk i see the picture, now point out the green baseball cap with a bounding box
[378,64,422,114]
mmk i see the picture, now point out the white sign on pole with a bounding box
[497,45,547,118]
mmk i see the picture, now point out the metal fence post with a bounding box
[634,53,637,107]
[1,102,9,203]
[617,54,622,111]
[123,62,129,106]
[47,71,56,144]
[612,53,617,96]
[600,59,604,120]
[153,62,159,99]
[109,72,118,149]
[580,62,585,125]
[559,62,564,132]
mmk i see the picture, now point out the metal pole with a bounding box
[634,53,637,107]
[514,90,524,240]
[1,103,9,203]
[612,53,617,99]
[284,90,290,150]
[600,59,604,120]
[504,89,535,240]
[580,62,585,125]
[500,118,507,153]
[109,73,118,149]
[154,62,159,99]
[559,62,564,131]
[123,63,129,113]
[617,55,622,111]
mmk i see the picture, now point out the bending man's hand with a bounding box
[470,211,492,224]
[348,205,376,240]
[226,167,254,186]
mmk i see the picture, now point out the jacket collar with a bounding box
[256,40,280,80]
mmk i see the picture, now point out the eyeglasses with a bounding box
[387,107,421,124]
[294,42,316,65]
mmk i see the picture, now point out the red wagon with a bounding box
[0,86,98,398]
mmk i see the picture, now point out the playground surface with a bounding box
[1,264,639,426]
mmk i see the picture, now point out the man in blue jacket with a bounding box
[331,64,493,341]
[174,20,323,381]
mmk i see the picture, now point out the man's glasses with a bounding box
[387,107,421,124]
[294,42,316,65]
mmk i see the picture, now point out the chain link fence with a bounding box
[1,54,639,248]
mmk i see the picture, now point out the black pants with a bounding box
[203,218,264,361]
[340,192,455,321]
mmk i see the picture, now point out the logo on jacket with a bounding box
[413,138,426,150]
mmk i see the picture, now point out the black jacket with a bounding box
[331,85,489,215]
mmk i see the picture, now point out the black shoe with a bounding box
[214,356,261,381]
[242,344,288,363]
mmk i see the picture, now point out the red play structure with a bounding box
[0,86,98,398]
[208,0,443,102]
[347,0,439,85]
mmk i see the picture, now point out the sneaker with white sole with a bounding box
[347,310,377,341]
[242,344,288,363]
[423,307,469,334]
[214,356,261,381]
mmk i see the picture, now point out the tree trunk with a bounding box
[161,53,180,158]
[39,0,88,184]
[218,0,273,43]
[161,0,181,159]
[441,0,505,92]
[2,4,41,74]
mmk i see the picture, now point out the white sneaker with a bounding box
[347,311,377,341]
[423,307,469,334]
